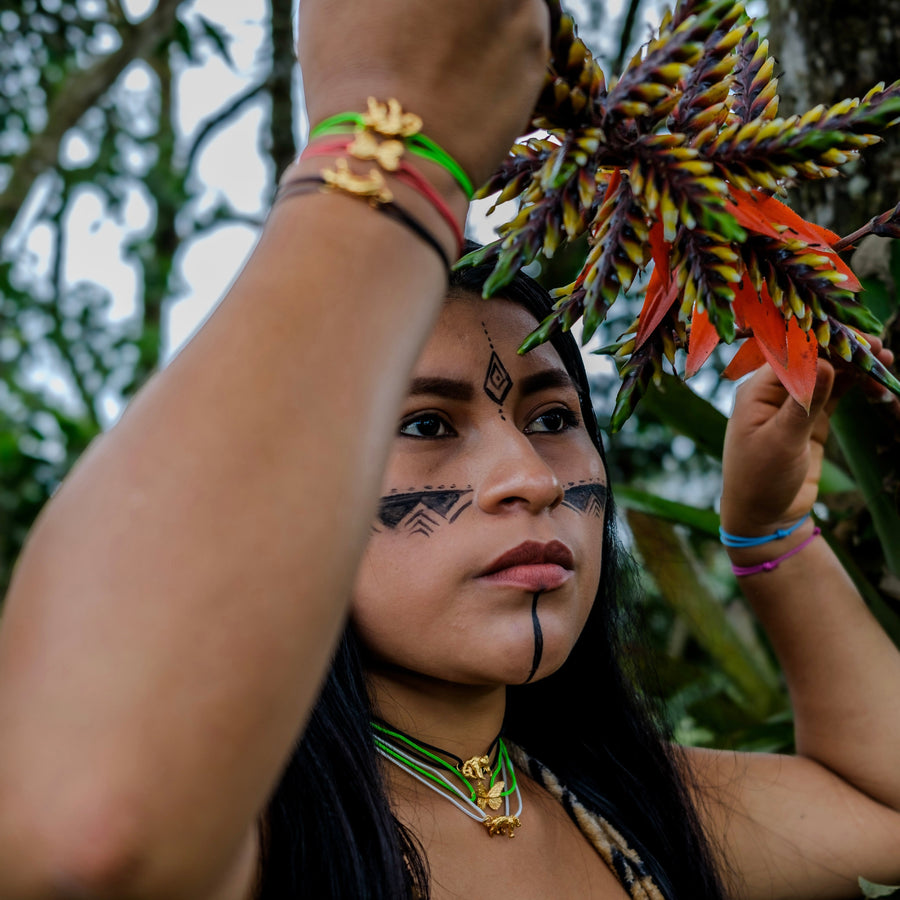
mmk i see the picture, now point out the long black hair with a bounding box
[257,248,727,899]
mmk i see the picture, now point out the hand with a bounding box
[720,338,898,539]
[295,0,550,188]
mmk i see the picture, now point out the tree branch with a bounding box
[0,0,182,240]
[183,80,269,175]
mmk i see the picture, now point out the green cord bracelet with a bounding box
[309,114,475,200]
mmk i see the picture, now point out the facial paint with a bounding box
[562,481,608,518]
[481,322,512,419]
[373,487,473,537]
[524,590,544,684]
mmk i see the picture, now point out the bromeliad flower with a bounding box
[459,0,900,429]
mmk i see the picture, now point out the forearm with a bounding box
[730,526,900,810]
[0,191,449,897]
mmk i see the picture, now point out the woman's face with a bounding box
[351,293,607,687]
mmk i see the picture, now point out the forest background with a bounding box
[2,0,899,758]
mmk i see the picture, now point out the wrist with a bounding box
[723,517,819,570]
[278,152,466,269]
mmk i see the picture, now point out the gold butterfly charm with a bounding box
[349,132,405,171]
[363,97,423,138]
[483,815,521,838]
[462,755,491,780]
[475,780,505,811]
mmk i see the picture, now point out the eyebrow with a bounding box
[408,369,577,402]
[518,368,578,397]
[408,377,474,401]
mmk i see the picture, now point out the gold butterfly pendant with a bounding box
[475,780,505,811]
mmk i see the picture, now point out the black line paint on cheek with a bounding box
[561,481,608,517]
[524,591,544,684]
[371,487,473,537]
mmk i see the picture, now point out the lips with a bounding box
[478,540,575,591]
[482,540,574,575]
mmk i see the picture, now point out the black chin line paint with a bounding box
[524,591,544,684]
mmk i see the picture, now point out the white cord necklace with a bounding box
[373,729,523,838]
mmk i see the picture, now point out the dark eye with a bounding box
[399,413,454,438]
[525,407,579,434]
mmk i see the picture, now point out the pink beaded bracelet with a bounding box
[731,527,821,577]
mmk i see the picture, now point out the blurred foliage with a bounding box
[0,0,296,592]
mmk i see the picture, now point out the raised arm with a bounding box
[0,4,549,898]
[691,354,900,899]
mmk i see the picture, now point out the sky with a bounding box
[20,0,761,423]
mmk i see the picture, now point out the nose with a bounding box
[475,427,565,515]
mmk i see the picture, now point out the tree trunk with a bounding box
[766,0,900,234]
[767,1,900,590]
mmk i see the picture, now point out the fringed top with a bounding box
[509,746,667,900]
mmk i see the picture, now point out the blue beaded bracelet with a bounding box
[719,513,810,548]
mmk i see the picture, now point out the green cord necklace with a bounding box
[372,721,523,838]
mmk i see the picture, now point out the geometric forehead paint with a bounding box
[561,481,608,518]
[481,322,512,413]
[484,351,513,404]
[374,487,473,538]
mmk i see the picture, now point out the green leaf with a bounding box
[832,388,900,577]
[626,510,783,717]
[640,373,727,459]
[616,486,720,537]
[859,877,900,898]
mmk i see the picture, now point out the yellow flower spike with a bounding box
[824,97,859,120]
[760,97,780,120]
[755,79,779,106]
[706,245,740,263]
[834,331,853,361]
[712,264,742,284]
[655,62,693,84]
[787,282,805,317]
[690,104,729,131]
[617,100,652,118]
[578,170,596,209]
[661,331,677,365]
[798,105,826,128]
[554,82,571,105]
[755,56,776,87]
[620,237,648,266]
[748,170,782,193]
[678,199,697,232]
[815,319,831,348]
[660,189,679,242]
[643,176,660,213]
[562,196,582,238]
[543,221,563,258]
[793,252,831,268]
[613,256,637,290]
[863,82,887,102]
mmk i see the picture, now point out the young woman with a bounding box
[1,2,899,898]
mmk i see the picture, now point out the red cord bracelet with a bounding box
[300,137,464,254]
